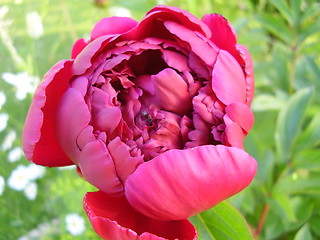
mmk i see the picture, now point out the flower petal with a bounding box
[84,191,197,240]
[71,38,87,59]
[91,17,138,40]
[225,102,254,133]
[125,145,257,220]
[78,141,124,195]
[237,44,255,105]
[212,50,246,105]
[153,68,192,115]
[202,14,244,66]
[107,137,144,183]
[56,87,91,162]
[164,21,218,66]
[22,60,73,167]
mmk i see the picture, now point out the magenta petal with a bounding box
[71,38,87,59]
[147,5,211,38]
[56,87,91,162]
[212,50,246,105]
[237,44,255,105]
[224,122,245,148]
[164,21,218,66]
[84,191,197,240]
[73,36,113,76]
[78,141,124,195]
[93,107,122,134]
[107,137,144,183]
[91,17,138,40]
[153,68,192,115]
[125,145,257,220]
[202,13,244,66]
[225,103,254,133]
[22,60,73,167]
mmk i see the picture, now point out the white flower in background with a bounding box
[2,72,39,100]
[65,213,86,236]
[8,146,23,162]
[24,182,37,200]
[0,175,5,195]
[26,11,43,39]
[7,165,31,191]
[0,112,8,132]
[14,0,24,4]
[109,6,132,17]
[1,129,16,151]
[0,91,6,110]
[26,164,46,180]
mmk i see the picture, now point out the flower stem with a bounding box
[254,204,270,239]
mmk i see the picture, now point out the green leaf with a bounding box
[297,20,320,45]
[267,194,297,222]
[273,173,320,195]
[275,88,313,163]
[256,13,292,43]
[300,2,320,23]
[292,149,320,171]
[294,224,312,240]
[271,0,294,25]
[190,201,253,240]
[294,114,320,153]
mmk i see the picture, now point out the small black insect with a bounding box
[141,110,153,126]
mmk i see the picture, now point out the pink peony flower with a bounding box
[22,5,257,239]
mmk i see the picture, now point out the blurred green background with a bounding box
[0,0,319,239]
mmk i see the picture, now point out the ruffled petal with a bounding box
[73,36,115,76]
[237,44,255,105]
[147,5,211,38]
[153,68,192,115]
[78,141,124,195]
[212,50,246,105]
[71,38,87,59]
[202,14,244,66]
[84,191,197,240]
[225,102,254,133]
[107,137,144,183]
[164,21,218,66]
[22,60,73,167]
[56,87,91,162]
[91,17,138,40]
[125,145,257,220]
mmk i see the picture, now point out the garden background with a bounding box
[0,0,319,239]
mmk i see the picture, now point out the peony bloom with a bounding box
[22,5,257,239]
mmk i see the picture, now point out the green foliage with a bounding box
[190,201,253,240]
[0,0,319,239]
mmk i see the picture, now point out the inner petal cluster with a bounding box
[77,37,226,162]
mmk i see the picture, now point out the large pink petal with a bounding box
[212,50,246,105]
[147,5,211,38]
[153,68,192,115]
[164,21,218,66]
[78,141,124,196]
[202,14,244,66]
[237,44,255,105]
[56,87,91,162]
[73,35,115,76]
[84,191,197,240]
[125,145,257,220]
[22,60,73,167]
[122,5,211,43]
[225,102,254,133]
[223,122,245,149]
[91,17,138,40]
[107,137,144,183]
[71,38,87,59]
